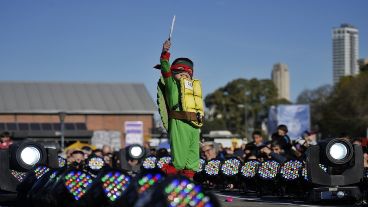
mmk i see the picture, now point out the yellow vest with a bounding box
[179,78,204,128]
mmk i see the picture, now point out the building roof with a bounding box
[0,81,156,114]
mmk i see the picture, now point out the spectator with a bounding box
[70,150,85,164]
[271,124,291,151]
[102,145,112,155]
[245,131,267,158]
[82,146,92,159]
[0,131,13,149]
[260,141,287,163]
[201,142,220,161]
[92,149,103,157]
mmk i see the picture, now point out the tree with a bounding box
[296,84,332,133]
[204,78,289,137]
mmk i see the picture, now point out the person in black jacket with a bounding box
[271,124,291,151]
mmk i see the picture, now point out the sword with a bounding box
[168,15,176,41]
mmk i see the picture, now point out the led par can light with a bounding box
[280,160,303,181]
[204,159,222,176]
[142,155,157,170]
[257,160,280,180]
[157,156,172,169]
[241,160,260,179]
[221,157,241,176]
[120,169,166,207]
[141,175,221,207]
[86,156,105,172]
[64,170,94,201]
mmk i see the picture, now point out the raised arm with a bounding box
[160,40,172,77]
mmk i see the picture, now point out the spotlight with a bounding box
[0,141,57,194]
[221,157,241,176]
[257,160,280,180]
[9,141,46,171]
[128,144,145,160]
[241,160,260,179]
[157,156,172,169]
[138,175,221,207]
[116,144,146,174]
[142,155,157,170]
[306,138,363,202]
[280,160,302,181]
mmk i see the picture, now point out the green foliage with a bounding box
[297,70,368,138]
[204,78,288,137]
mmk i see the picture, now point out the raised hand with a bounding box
[162,39,171,52]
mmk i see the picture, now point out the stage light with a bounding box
[58,156,66,168]
[221,158,241,176]
[306,138,363,202]
[257,160,280,180]
[241,160,260,178]
[0,141,57,194]
[142,156,157,170]
[157,156,172,169]
[9,141,47,171]
[128,144,145,160]
[280,160,302,181]
[101,171,131,202]
[34,165,50,179]
[86,156,105,171]
[197,158,206,172]
[64,170,93,200]
[143,175,220,207]
[204,159,221,176]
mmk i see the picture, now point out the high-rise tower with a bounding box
[332,24,359,84]
[271,63,290,101]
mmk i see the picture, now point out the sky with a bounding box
[0,0,367,102]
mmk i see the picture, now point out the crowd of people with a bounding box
[200,125,368,167]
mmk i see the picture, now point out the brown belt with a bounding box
[169,111,203,123]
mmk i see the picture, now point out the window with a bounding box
[30,123,41,131]
[6,123,17,131]
[41,123,52,131]
[0,123,5,131]
[18,123,29,131]
[76,123,87,130]
[65,123,75,130]
[53,123,61,131]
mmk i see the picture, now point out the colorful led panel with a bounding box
[301,167,308,181]
[58,156,66,167]
[241,160,260,178]
[137,173,163,194]
[164,178,213,207]
[88,157,104,170]
[258,160,280,180]
[196,159,206,172]
[101,171,131,202]
[280,160,302,181]
[34,166,50,179]
[11,170,27,182]
[142,156,157,169]
[64,171,93,200]
[221,158,240,176]
[204,160,221,176]
[157,156,172,169]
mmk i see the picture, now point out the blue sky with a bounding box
[0,0,367,102]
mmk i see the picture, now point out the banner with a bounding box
[125,121,144,146]
[268,105,310,140]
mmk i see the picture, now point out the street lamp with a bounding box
[237,104,248,141]
[58,112,67,151]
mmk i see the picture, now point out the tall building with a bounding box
[271,63,290,101]
[332,24,359,84]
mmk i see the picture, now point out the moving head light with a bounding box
[306,138,363,202]
[0,141,57,193]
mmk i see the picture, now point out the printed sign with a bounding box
[125,121,144,146]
